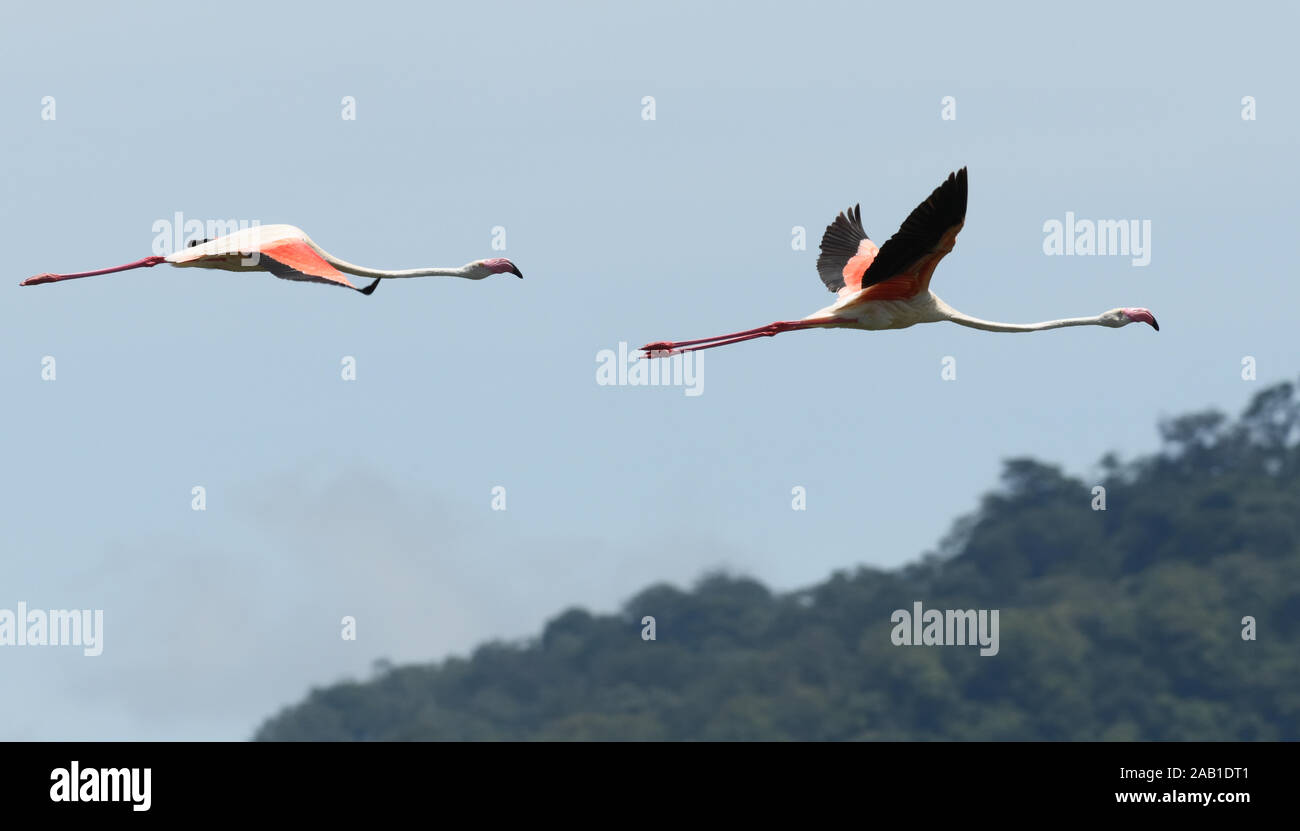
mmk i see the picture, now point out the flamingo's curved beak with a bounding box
[509,264,523,279]
[1124,308,1159,331]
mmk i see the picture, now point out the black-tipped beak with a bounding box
[510,265,523,279]
[1125,309,1159,331]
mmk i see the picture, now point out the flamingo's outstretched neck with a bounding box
[314,249,474,280]
[641,318,846,357]
[21,255,167,286]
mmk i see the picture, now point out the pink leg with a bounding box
[641,318,848,357]
[650,322,793,350]
[656,331,773,354]
[21,255,167,286]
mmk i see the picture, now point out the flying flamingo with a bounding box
[20,224,523,294]
[641,168,1157,357]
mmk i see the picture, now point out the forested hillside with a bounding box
[256,381,1300,741]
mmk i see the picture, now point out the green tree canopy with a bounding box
[256,381,1300,741]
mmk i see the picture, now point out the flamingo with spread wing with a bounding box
[641,168,1156,357]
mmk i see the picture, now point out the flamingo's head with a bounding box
[471,258,524,279]
[1104,307,1159,331]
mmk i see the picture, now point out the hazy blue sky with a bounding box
[2,1,1296,739]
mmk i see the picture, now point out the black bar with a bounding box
[5,741,1282,818]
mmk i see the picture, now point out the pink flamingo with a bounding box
[642,168,1157,357]
[21,224,522,295]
